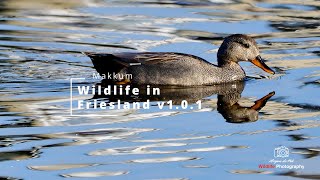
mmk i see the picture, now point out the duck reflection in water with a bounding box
[217,85,275,123]
[93,80,275,123]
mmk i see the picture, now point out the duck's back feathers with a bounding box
[85,52,212,75]
[86,52,208,65]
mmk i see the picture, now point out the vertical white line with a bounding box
[70,78,73,116]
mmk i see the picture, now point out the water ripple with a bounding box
[60,171,129,178]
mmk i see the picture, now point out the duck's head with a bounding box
[217,34,275,74]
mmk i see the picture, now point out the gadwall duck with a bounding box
[85,34,275,86]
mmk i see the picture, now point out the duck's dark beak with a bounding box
[250,55,275,75]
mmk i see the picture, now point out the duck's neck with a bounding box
[210,61,246,84]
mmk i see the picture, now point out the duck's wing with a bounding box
[86,52,207,65]
[118,52,207,65]
[85,52,209,74]
[115,52,210,65]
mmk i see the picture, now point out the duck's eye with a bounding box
[235,40,250,48]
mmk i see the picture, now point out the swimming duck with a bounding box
[85,34,274,86]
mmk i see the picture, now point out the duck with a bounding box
[85,34,275,86]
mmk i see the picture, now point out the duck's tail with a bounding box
[83,52,127,75]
